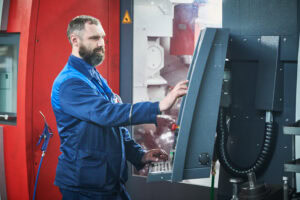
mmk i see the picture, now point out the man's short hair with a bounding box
[67,15,100,44]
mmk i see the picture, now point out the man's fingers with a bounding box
[149,157,159,162]
[147,149,169,162]
[152,149,166,156]
[156,150,168,161]
[174,88,188,98]
[172,80,188,89]
[177,80,189,85]
[159,80,188,112]
[175,85,188,91]
[159,154,168,161]
[143,149,168,163]
[173,81,188,93]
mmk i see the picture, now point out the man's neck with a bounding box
[71,49,81,59]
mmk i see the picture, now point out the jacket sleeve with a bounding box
[59,78,160,127]
[120,127,146,170]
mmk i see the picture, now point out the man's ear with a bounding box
[70,34,79,47]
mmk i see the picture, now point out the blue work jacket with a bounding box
[51,55,160,196]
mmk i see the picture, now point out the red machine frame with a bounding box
[3,0,120,199]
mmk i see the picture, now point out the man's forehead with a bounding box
[84,23,105,36]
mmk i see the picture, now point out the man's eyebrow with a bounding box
[88,35,101,39]
[88,33,105,39]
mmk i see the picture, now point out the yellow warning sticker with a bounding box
[122,10,132,24]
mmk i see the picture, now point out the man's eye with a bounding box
[90,37,100,40]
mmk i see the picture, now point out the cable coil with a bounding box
[216,107,276,177]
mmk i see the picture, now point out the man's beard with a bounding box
[79,45,105,66]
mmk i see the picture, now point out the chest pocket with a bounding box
[90,78,110,101]
[71,70,108,98]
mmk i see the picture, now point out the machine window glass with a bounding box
[132,0,222,185]
[0,34,19,125]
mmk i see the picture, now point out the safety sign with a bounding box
[122,10,132,24]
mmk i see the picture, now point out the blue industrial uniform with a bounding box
[51,55,160,199]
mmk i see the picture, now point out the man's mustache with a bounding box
[94,46,104,53]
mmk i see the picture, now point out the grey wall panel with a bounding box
[228,62,265,167]
[222,0,240,35]
[227,36,299,62]
[280,35,299,62]
[227,36,260,61]
[239,0,297,36]
[255,36,282,111]
[224,0,297,36]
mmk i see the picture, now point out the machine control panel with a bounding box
[147,27,229,182]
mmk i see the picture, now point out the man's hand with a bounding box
[141,149,168,164]
[159,80,188,112]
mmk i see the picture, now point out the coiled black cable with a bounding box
[216,107,276,178]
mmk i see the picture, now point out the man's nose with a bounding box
[98,39,105,47]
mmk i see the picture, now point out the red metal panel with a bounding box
[108,0,120,94]
[4,0,38,199]
[31,1,120,200]
[2,0,120,200]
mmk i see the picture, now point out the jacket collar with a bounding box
[67,54,114,101]
[67,54,94,80]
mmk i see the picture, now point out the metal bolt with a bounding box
[283,38,287,42]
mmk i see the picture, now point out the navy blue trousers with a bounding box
[59,188,130,200]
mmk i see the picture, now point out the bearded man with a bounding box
[51,15,188,200]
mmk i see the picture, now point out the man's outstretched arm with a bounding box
[57,79,188,127]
